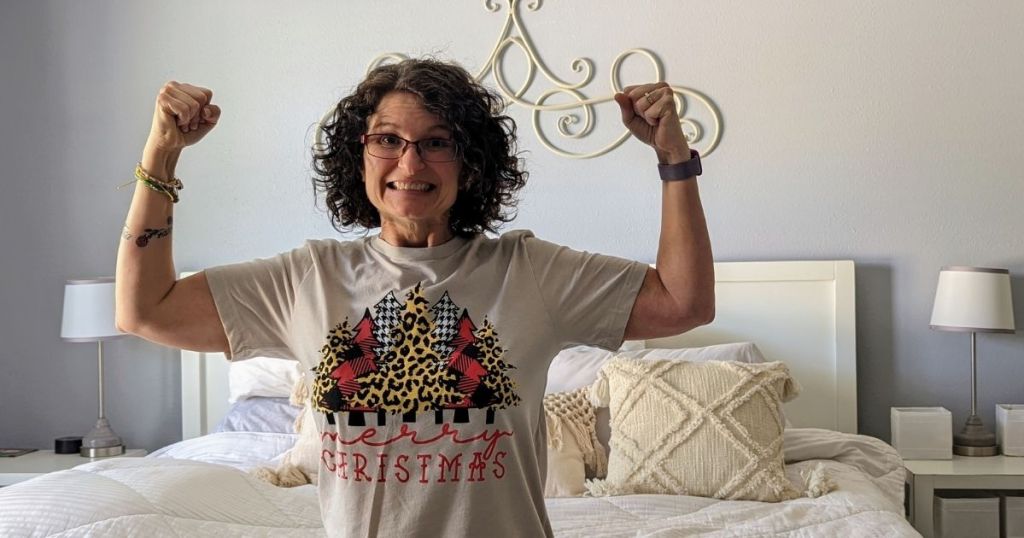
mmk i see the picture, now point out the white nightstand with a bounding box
[904,455,1024,537]
[0,449,147,487]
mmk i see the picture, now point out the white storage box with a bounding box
[1006,496,1024,538]
[996,404,1024,456]
[934,492,999,538]
[891,407,952,460]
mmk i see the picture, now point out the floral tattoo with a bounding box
[123,216,172,247]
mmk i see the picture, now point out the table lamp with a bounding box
[60,278,127,457]
[930,266,1016,456]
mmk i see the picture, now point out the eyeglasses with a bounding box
[360,134,459,163]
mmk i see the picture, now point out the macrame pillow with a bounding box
[250,372,319,487]
[587,358,801,502]
[543,387,605,497]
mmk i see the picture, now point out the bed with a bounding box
[0,260,921,537]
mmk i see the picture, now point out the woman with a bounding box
[116,58,713,538]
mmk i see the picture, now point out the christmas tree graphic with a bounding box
[429,292,460,367]
[372,292,403,368]
[473,318,521,422]
[312,283,520,426]
[350,284,461,419]
[312,320,359,414]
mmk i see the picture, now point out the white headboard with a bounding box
[180,260,856,438]
[645,260,857,433]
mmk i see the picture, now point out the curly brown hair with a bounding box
[311,58,528,236]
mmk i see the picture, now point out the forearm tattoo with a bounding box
[123,216,172,247]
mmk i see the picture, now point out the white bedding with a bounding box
[547,461,909,537]
[549,428,916,537]
[148,431,299,471]
[0,429,919,537]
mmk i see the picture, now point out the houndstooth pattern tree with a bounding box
[429,291,461,368]
[372,292,403,369]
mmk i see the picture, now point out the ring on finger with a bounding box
[644,91,655,105]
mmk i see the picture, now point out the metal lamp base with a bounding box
[953,444,997,456]
[953,414,997,457]
[79,416,124,458]
[81,444,125,458]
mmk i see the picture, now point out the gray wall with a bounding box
[1,1,1022,452]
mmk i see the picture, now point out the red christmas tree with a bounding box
[328,309,380,410]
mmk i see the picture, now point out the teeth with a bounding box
[390,182,432,191]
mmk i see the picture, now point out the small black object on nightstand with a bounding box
[54,437,83,455]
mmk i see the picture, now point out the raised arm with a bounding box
[615,83,716,340]
[115,81,229,353]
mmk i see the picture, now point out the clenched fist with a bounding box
[146,81,220,152]
[613,82,690,164]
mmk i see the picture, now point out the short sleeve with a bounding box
[519,231,648,350]
[204,242,314,361]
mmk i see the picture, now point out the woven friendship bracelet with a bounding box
[136,177,179,203]
[134,163,183,191]
[132,163,183,203]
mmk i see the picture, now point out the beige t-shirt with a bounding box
[205,229,647,538]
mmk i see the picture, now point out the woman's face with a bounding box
[363,91,462,240]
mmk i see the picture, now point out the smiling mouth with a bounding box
[387,181,435,192]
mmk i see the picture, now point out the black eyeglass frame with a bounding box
[359,133,460,163]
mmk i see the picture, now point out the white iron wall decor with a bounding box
[316,0,722,160]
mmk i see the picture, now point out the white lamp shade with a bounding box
[930,266,1016,333]
[61,278,126,342]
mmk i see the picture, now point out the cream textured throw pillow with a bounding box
[543,387,606,497]
[588,358,801,502]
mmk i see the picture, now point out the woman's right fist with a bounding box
[147,81,220,152]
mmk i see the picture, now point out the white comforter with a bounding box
[0,429,920,537]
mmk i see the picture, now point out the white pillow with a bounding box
[618,341,768,364]
[546,342,767,395]
[545,346,616,394]
[228,357,302,403]
[214,397,301,433]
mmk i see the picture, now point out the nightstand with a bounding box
[904,455,1024,537]
[0,449,147,487]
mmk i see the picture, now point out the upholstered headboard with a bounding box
[180,260,856,438]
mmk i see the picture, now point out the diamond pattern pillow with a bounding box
[588,358,801,501]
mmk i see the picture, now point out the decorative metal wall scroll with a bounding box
[318,0,722,159]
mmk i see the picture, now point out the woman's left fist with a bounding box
[614,82,691,163]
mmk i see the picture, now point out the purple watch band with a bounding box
[658,149,702,181]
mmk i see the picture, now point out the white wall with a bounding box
[1,0,1022,451]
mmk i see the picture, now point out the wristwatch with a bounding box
[658,149,702,181]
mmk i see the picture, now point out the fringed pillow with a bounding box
[587,358,801,502]
[543,387,605,497]
[251,372,319,487]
